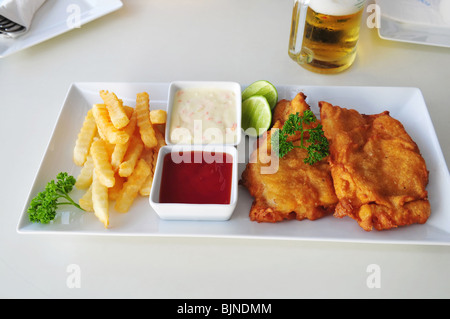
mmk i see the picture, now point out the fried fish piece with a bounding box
[272,92,310,125]
[271,92,314,142]
[319,101,430,231]
[241,93,338,223]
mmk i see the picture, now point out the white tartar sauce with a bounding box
[169,88,238,144]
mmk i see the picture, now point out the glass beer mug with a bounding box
[289,0,366,74]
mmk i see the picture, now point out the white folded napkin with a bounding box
[376,0,450,28]
[0,0,47,38]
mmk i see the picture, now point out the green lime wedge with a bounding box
[241,95,272,137]
[242,80,278,110]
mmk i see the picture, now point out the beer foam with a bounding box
[309,0,365,16]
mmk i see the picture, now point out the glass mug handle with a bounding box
[288,0,313,64]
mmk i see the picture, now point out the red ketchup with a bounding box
[159,151,233,204]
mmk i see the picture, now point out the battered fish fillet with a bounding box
[319,101,430,231]
[241,93,338,223]
[272,92,310,126]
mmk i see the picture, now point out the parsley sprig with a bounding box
[271,110,329,165]
[28,172,84,224]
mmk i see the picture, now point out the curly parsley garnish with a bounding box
[271,110,329,165]
[28,172,84,224]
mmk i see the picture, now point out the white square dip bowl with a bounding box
[165,81,242,146]
[149,144,238,221]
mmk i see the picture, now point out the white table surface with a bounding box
[1,0,450,299]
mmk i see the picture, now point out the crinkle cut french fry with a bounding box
[136,92,157,148]
[151,124,166,170]
[156,125,165,139]
[123,105,134,118]
[92,171,109,228]
[111,107,137,171]
[96,122,106,140]
[153,124,166,150]
[104,140,115,159]
[139,148,154,196]
[150,109,167,125]
[108,173,126,201]
[139,173,154,196]
[79,184,94,212]
[75,154,94,189]
[73,109,97,166]
[92,104,129,145]
[111,140,129,172]
[123,107,137,137]
[119,134,144,177]
[90,138,115,188]
[115,159,151,213]
[138,124,164,195]
[99,90,130,129]
[152,148,159,176]
[140,147,154,164]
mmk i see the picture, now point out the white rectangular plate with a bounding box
[17,82,450,245]
[378,15,450,48]
[0,0,123,58]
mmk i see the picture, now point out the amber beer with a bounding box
[289,0,366,74]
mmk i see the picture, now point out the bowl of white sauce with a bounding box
[165,81,242,146]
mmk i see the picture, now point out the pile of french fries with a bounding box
[72,90,167,228]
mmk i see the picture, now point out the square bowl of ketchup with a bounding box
[149,144,238,221]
